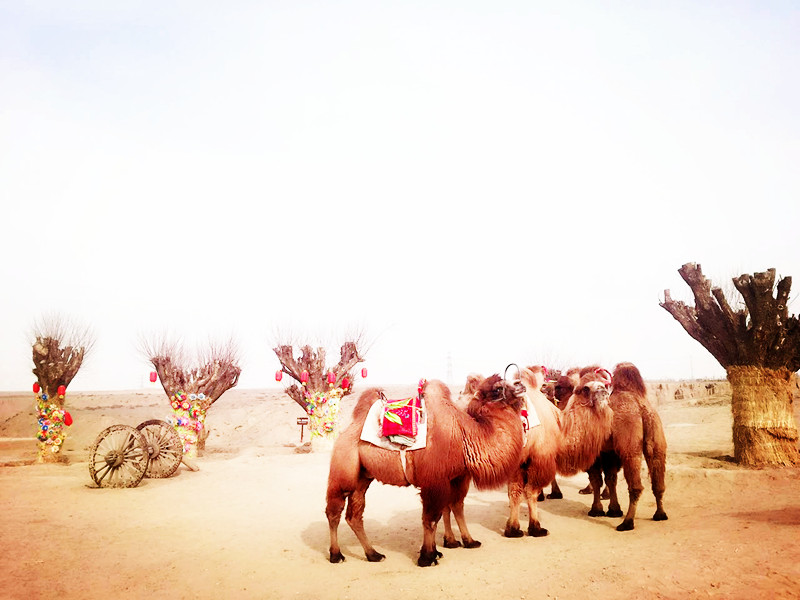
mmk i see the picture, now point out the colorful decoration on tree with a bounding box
[327,371,336,385]
[303,387,344,440]
[275,370,283,382]
[33,382,40,393]
[149,371,158,383]
[168,391,207,458]
[300,370,309,383]
[361,367,368,378]
[34,389,73,458]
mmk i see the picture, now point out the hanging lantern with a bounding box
[33,382,40,393]
[327,371,336,384]
[300,370,309,383]
[342,377,350,390]
[275,370,283,382]
[64,412,73,426]
[361,367,368,378]
[57,385,66,396]
[149,371,158,383]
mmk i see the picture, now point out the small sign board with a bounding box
[297,417,309,425]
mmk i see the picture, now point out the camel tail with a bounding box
[642,407,667,496]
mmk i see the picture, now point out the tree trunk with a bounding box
[728,366,799,467]
[661,263,800,467]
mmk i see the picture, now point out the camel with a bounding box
[459,367,614,538]
[540,369,582,500]
[325,376,526,566]
[587,362,668,531]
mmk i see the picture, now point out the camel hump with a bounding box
[420,379,452,404]
[520,366,545,391]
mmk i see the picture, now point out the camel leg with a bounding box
[547,478,563,500]
[602,452,623,518]
[326,489,348,563]
[418,486,446,567]
[524,481,548,537]
[587,459,605,517]
[344,477,385,561]
[444,476,480,549]
[504,467,525,538]
[442,508,458,548]
[647,450,668,522]
[617,454,644,532]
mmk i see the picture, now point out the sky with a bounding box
[2,1,799,392]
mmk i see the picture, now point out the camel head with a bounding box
[474,373,526,412]
[572,378,611,409]
[457,373,485,408]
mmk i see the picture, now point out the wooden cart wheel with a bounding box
[137,419,183,479]
[88,425,150,488]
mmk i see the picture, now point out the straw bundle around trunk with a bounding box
[728,365,799,467]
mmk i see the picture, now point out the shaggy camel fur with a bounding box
[587,362,668,531]
[325,376,525,566]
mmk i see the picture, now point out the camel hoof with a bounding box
[463,540,481,549]
[330,551,345,563]
[546,491,563,500]
[528,526,549,538]
[588,507,605,517]
[504,525,524,538]
[616,520,635,531]
[578,485,593,495]
[366,550,386,562]
[443,538,461,549]
[653,510,668,521]
[417,549,441,567]
[606,507,623,518]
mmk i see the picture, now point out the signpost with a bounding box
[297,416,309,443]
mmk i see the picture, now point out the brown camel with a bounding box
[587,362,668,531]
[505,367,614,537]
[325,376,525,566]
[541,369,582,500]
[458,367,614,538]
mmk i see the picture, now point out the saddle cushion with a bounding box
[380,395,422,438]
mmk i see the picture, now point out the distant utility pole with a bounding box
[446,352,453,387]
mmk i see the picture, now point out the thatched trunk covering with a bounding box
[273,340,365,450]
[30,318,93,464]
[661,263,800,467]
[146,340,241,459]
[728,366,798,466]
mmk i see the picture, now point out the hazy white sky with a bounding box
[2,1,799,391]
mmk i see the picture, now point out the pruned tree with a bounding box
[661,262,800,466]
[143,336,241,458]
[273,335,366,449]
[30,314,95,463]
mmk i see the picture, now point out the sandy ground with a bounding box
[1,382,800,600]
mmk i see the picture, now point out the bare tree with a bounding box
[142,335,241,458]
[273,332,367,449]
[30,314,94,463]
[661,263,800,466]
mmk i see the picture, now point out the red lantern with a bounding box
[64,412,73,426]
[361,367,368,378]
[57,385,66,396]
[327,371,336,384]
[33,382,40,393]
[275,370,283,382]
[149,371,158,383]
[300,370,309,383]
[342,377,350,390]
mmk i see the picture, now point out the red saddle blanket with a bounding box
[380,394,422,438]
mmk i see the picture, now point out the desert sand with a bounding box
[1,381,800,600]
